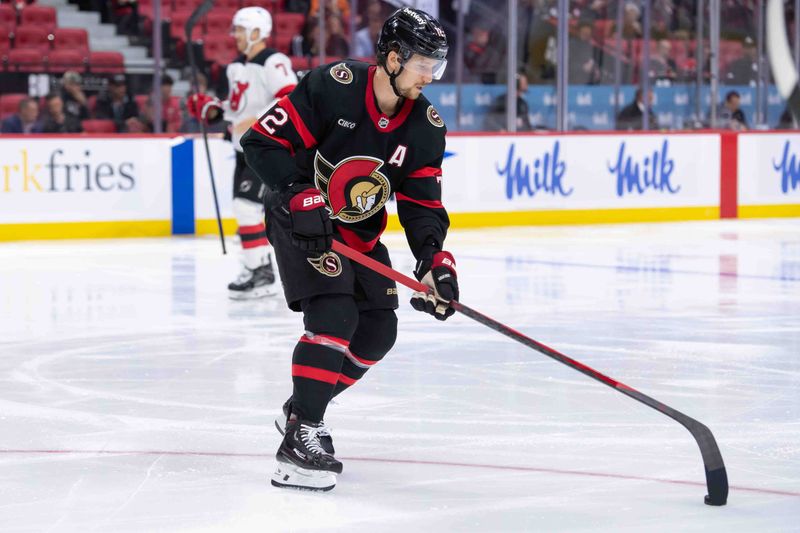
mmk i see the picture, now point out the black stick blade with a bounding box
[704,467,729,506]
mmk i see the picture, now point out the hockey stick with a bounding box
[766,0,800,124]
[186,0,226,254]
[330,240,729,506]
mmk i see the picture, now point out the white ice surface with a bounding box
[0,220,798,532]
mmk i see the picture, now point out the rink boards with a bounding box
[0,131,798,241]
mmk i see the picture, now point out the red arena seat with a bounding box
[273,13,304,37]
[81,119,117,133]
[52,28,89,53]
[0,93,28,119]
[88,51,125,73]
[7,47,46,72]
[47,49,87,73]
[0,4,16,30]
[20,5,57,32]
[13,25,52,51]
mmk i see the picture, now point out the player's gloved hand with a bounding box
[286,185,333,252]
[411,251,458,321]
[187,93,222,122]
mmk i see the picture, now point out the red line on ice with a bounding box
[1,449,798,499]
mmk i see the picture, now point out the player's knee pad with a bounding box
[301,294,359,342]
[349,309,398,364]
[232,198,264,227]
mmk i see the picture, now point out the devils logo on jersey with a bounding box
[230,81,250,112]
[313,152,391,223]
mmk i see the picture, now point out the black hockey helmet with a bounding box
[377,7,448,80]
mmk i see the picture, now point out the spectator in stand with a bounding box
[294,17,320,56]
[113,0,140,39]
[132,75,182,133]
[464,21,505,83]
[569,21,601,85]
[94,74,141,132]
[718,90,748,130]
[616,88,657,130]
[725,36,758,86]
[325,12,350,56]
[483,73,532,132]
[621,2,642,38]
[60,71,90,123]
[353,1,383,57]
[650,39,677,83]
[309,0,350,23]
[41,93,83,133]
[1,97,43,134]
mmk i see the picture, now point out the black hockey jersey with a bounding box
[241,60,449,258]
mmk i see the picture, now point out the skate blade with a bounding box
[271,462,336,492]
[228,285,278,300]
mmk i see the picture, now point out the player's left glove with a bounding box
[187,93,222,123]
[411,251,459,321]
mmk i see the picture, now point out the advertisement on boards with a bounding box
[738,133,800,216]
[437,133,720,219]
[0,138,172,225]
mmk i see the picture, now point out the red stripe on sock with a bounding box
[241,237,269,249]
[347,350,378,366]
[337,374,357,386]
[239,224,266,235]
[292,364,339,385]
[299,334,350,349]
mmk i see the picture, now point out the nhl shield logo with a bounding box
[313,152,391,223]
[307,252,343,277]
[378,116,390,128]
[330,63,353,84]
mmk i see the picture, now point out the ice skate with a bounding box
[274,397,335,455]
[228,260,276,299]
[271,419,342,492]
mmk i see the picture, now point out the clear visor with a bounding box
[401,55,448,80]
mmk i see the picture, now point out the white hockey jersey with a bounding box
[222,48,298,152]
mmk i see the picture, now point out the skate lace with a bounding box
[233,267,253,284]
[318,421,332,438]
[299,423,327,455]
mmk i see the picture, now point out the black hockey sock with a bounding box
[331,352,371,397]
[291,334,347,422]
[331,310,397,397]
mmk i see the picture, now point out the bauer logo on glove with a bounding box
[411,251,459,321]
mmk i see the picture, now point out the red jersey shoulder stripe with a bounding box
[279,95,317,149]
[274,84,296,99]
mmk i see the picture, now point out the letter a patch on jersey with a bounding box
[388,145,407,167]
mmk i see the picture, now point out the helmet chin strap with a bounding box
[383,63,405,99]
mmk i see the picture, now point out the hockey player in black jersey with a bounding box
[241,7,459,491]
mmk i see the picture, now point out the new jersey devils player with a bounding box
[241,7,459,491]
[189,6,297,299]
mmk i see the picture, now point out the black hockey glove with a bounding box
[411,251,459,321]
[286,185,333,252]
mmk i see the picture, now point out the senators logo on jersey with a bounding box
[313,152,391,223]
[307,252,343,277]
